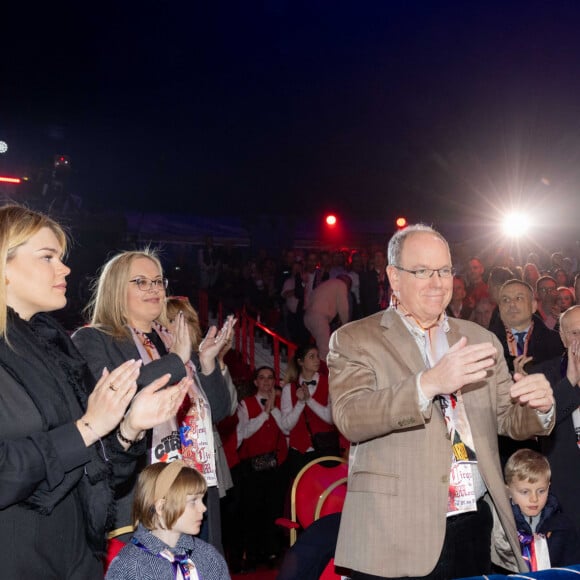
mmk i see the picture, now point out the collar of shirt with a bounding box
[299,372,319,393]
[510,324,531,337]
[392,305,450,368]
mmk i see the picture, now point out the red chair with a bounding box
[276,455,347,546]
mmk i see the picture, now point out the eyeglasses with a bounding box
[393,266,455,279]
[129,277,168,292]
[538,286,557,294]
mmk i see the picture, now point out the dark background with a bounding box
[1,1,580,231]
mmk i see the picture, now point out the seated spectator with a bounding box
[574,273,580,306]
[445,275,473,319]
[554,268,570,289]
[471,296,495,329]
[503,449,580,571]
[536,275,560,330]
[522,262,540,288]
[105,461,229,580]
[557,287,575,313]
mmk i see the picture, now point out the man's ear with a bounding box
[531,298,538,314]
[386,265,399,292]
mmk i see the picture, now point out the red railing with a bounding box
[197,290,296,383]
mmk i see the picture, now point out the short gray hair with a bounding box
[387,224,449,266]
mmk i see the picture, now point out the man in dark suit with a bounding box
[491,279,563,464]
[491,279,563,374]
[533,305,580,534]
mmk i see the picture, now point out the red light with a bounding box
[0,176,21,184]
[325,214,337,226]
[395,217,407,229]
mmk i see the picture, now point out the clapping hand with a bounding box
[122,375,191,438]
[198,314,236,374]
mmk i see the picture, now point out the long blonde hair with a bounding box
[0,205,67,339]
[85,249,164,338]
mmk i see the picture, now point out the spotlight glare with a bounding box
[501,212,532,237]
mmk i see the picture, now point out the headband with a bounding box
[154,460,185,501]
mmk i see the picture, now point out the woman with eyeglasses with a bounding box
[72,250,234,554]
[0,207,189,578]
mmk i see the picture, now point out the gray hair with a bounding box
[387,224,449,266]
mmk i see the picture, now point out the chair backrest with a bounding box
[315,476,347,520]
[291,456,348,535]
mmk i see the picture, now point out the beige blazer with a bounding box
[328,309,554,578]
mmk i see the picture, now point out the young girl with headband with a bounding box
[106,461,230,579]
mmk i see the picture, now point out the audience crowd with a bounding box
[3,205,580,579]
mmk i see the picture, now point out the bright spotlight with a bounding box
[501,212,532,237]
[325,214,337,226]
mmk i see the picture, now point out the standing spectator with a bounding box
[328,224,554,579]
[236,366,288,569]
[359,249,389,317]
[465,256,489,307]
[445,275,472,320]
[281,346,338,479]
[492,280,563,374]
[0,205,187,578]
[303,275,351,360]
[72,250,233,552]
[487,267,515,334]
[503,449,580,570]
[532,305,580,534]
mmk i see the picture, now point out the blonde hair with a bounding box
[85,249,164,338]
[0,205,67,339]
[504,448,551,485]
[163,296,202,351]
[133,462,207,531]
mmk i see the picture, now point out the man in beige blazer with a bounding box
[328,225,554,580]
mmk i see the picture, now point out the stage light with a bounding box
[501,212,532,237]
[325,214,337,226]
[395,217,407,229]
[0,176,21,184]
[0,141,8,154]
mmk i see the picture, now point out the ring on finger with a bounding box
[109,383,118,392]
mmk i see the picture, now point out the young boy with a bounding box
[504,449,580,571]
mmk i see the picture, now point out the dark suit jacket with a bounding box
[71,325,231,535]
[533,355,580,534]
[491,313,563,373]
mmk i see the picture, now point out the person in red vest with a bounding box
[237,366,288,570]
[281,345,339,479]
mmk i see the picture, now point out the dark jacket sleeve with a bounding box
[0,425,91,508]
[72,326,186,389]
[193,354,231,423]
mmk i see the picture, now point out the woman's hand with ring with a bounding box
[79,359,142,444]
